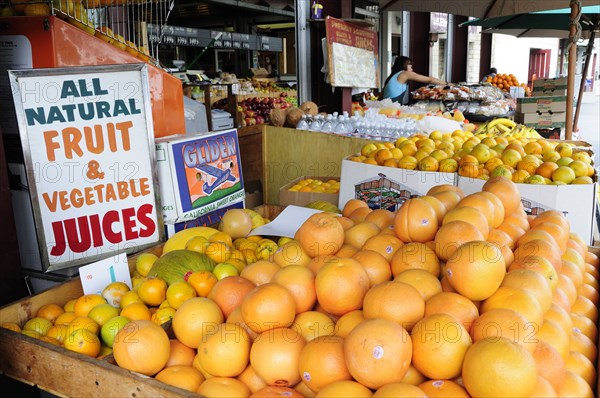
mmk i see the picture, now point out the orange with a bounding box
[198,323,251,377]
[400,364,427,386]
[155,365,205,392]
[344,221,380,249]
[482,176,521,214]
[462,337,537,397]
[418,380,470,397]
[390,242,440,277]
[445,240,506,301]
[197,377,251,398]
[119,291,142,309]
[239,260,279,286]
[295,213,345,257]
[335,244,359,258]
[36,303,65,324]
[63,328,101,358]
[513,239,562,272]
[537,319,570,362]
[372,383,427,397]
[226,307,258,342]
[240,283,296,334]
[456,193,496,228]
[561,259,584,289]
[137,277,168,307]
[205,241,232,263]
[419,195,447,224]
[443,205,490,238]
[565,351,596,388]
[425,291,479,331]
[342,199,369,218]
[571,312,598,341]
[45,324,69,343]
[557,274,577,306]
[272,240,311,268]
[172,297,224,349]
[87,303,120,327]
[365,208,396,230]
[532,222,568,253]
[250,327,305,387]
[74,294,107,318]
[344,318,412,389]
[120,302,151,321]
[352,250,392,287]
[470,308,536,353]
[394,269,442,301]
[23,317,53,336]
[426,184,465,198]
[208,276,256,318]
[569,329,597,364]
[315,257,370,316]
[411,313,471,379]
[348,207,373,223]
[166,281,197,309]
[480,286,544,327]
[508,255,558,290]
[487,227,515,256]
[529,375,557,397]
[394,198,438,243]
[361,234,403,262]
[362,281,424,331]
[434,221,485,262]
[166,339,196,367]
[314,380,372,397]
[292,311,335,342]
[501,269,552,312]
[237,364,267,393]
[334,310,364,338]
[431,190,463,212]
[530,210,570,232]
[113,320,170,376]
[54,311,77,326]
[571,295,598,323]
[271,265,316,313]
[67,316,100,335]
[186,271,218,297]
[555,371,594,397]
[497,222,526,244]
[532,340,566,390]
[478,191,505,228]
[251,386,304,397]
[298,335,352,393]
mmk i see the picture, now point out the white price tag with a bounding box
[79,253,132,295]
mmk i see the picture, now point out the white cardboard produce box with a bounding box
[516,95,566,114]
[155,129,246,223]
[339,158,457,211]
[457,176,597,245]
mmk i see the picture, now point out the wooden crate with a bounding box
[0,244,198,398]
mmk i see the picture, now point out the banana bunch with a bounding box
[306,200,341,214]
[243,208,270,229]
[162,226,220,254]
[474,118,516,136]
[501,124,543,139]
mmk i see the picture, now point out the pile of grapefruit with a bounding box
[3,176,599,397]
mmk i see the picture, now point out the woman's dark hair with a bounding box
[384,56,412,87]
[489,67,497,74]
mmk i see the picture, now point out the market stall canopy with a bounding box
[378,0,600,19]
[459,5,600,38]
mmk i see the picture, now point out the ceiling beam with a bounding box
[193,0,295,17]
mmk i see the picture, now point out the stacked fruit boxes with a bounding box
[515,77,567,134]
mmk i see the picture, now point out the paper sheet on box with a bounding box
[248,205,323,238]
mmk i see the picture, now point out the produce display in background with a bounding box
[474,119,541,138]
[350,130,596,185]
[485,73,532,96]
[236,95,293,127]
[287,178,340,194]
[3,178,599,397]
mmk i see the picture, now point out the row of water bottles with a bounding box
[295,111,420,140]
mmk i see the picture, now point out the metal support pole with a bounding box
[445,14,454,83]
[381,10,393,87]
[401,11,410,56]
[295,0,311,103]
[565,0,582,140]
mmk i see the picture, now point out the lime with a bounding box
[213,263,240,280]
[136,253,158,277]
[100,316,130,348]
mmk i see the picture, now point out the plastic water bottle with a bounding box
[296,115,309,130]
[321,115,335,133]
[310,115,324,131]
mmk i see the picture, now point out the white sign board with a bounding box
[9,64,164,271]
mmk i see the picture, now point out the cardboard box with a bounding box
[279,176,340,207]
[156,129,246,223]
[457,176,598,245]
[532,87,568,97]
[516,95,566,113]
[164,201,244,238]
[509,86,525,99]
[514,111,566,129]
[339,158,457,211]
[532,76,568,90]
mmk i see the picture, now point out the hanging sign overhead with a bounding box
[325,16,379,88]
[9,64,164,272]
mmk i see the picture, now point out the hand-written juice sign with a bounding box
[10,65,162,271]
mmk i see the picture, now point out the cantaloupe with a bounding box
[147,250,216,285]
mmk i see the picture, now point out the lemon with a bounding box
[136,253,158,277]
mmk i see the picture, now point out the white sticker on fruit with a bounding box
[372,345,384,359]
[79,253,132,295]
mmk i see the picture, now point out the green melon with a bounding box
[147,250,216,285]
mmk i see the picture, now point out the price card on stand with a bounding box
[79,253,131,295]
